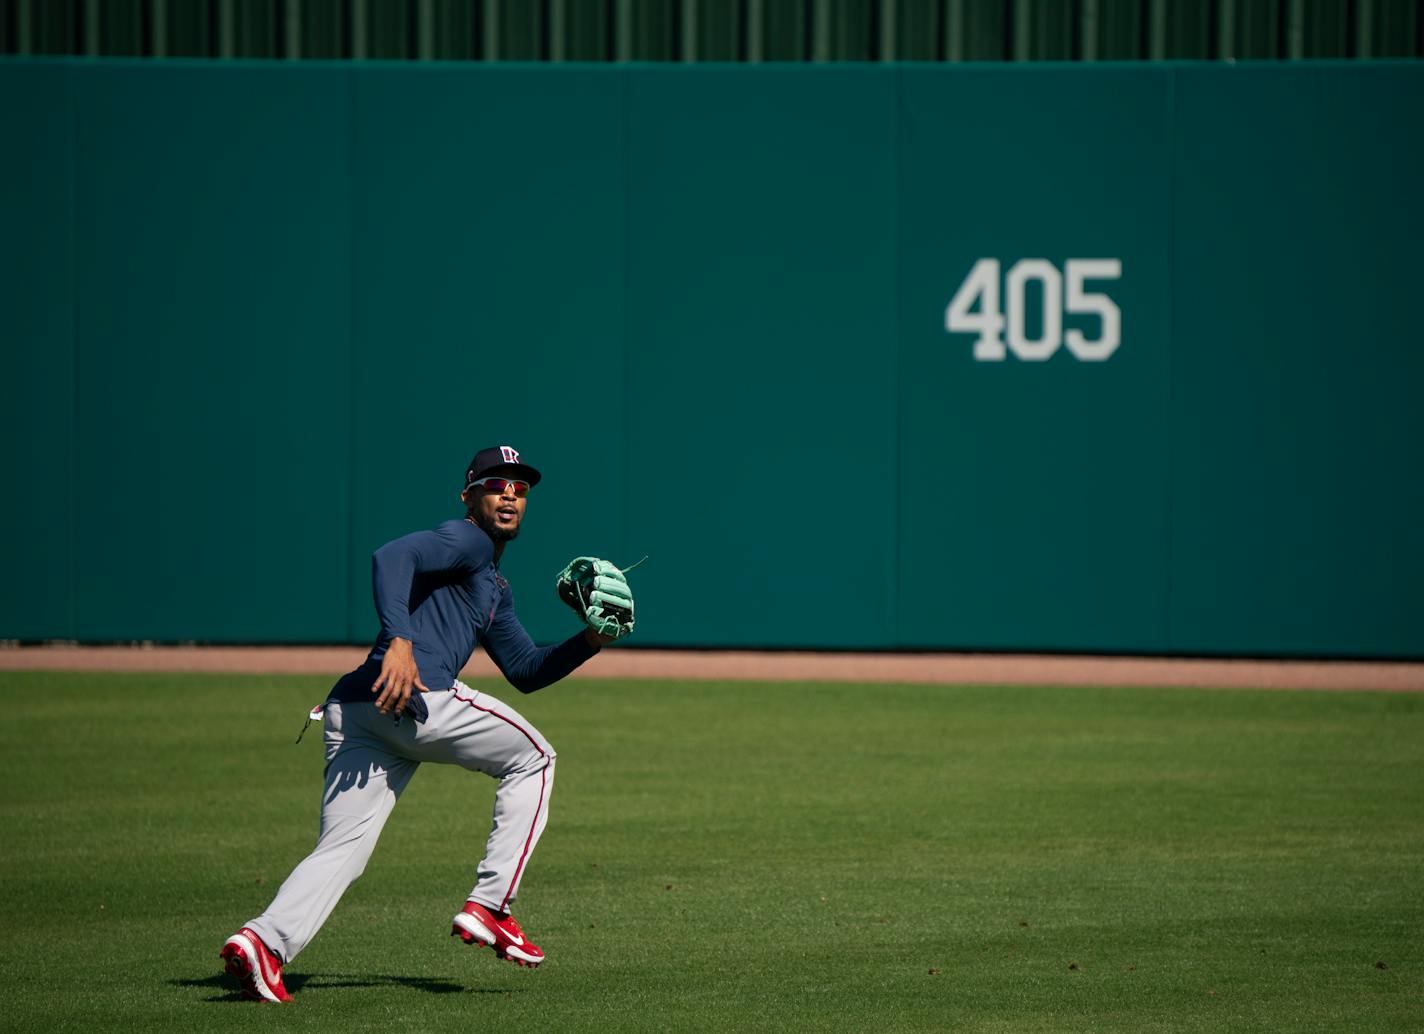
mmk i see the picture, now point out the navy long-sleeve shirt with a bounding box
[327,518,596,714]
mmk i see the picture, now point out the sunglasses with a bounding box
[468,476,531,498]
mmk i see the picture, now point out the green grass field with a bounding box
[0,671,1420,1033]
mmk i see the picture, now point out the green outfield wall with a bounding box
[2,59,1420,658]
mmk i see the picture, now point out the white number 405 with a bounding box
[945,258,1122,362]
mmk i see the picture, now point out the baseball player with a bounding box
[219,445,636,1002]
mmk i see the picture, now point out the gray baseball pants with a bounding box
[245,680,556,964]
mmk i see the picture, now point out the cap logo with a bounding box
[500,446,520,464]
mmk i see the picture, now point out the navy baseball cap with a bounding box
[464,445,542,490]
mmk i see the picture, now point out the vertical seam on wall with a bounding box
[345,66,357,644]
[1163,66,1177,653]
[891,64,902,648]
[68,63,79,640]
[620,66,631,561]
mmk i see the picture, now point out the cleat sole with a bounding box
[221,944,253,981]
[220,934,292,1003]
[221,945,267,1001]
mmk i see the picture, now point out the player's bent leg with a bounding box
[435,684,555,966]
[237,704,418,968]
[450,753,554,968]
[443,684,556,910]
[473,748,556,909]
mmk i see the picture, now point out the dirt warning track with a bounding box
[1,645,1419,692]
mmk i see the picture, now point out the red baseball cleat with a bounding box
[220,927,293,1002]
[451,901,545,968]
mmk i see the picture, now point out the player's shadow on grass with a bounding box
[175,972,514,1001]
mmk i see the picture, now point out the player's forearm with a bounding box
[489,631,599,694]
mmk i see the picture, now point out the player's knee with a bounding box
[502,739,553,779]
[522,725,555,766]
[522,743,555,774]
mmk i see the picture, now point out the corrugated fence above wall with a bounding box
[2,60,1421,658]
[2,0,1421,62]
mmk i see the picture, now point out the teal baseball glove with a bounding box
[556,557,636,640]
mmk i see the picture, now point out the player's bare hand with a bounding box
[372,637,429,715]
